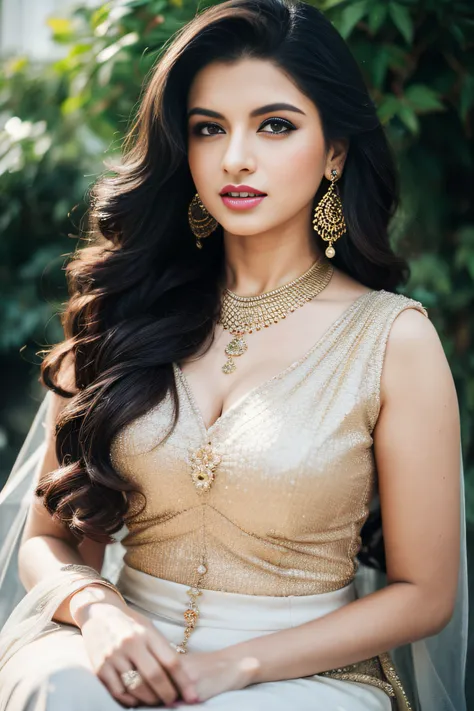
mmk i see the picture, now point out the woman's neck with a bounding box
[222,235,322,297]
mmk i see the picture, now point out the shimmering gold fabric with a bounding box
[110,289,428,597]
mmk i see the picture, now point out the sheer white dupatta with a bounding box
[0,391,468,710]
[410,450,468,711]
[0,391,49,628]
[0,390,126,670]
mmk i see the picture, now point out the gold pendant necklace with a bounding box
[218,258,334,374]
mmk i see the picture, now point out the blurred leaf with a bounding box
[367,4,388,34]
[91,4,111,30]
[96,32,139,63]
[397,102,420,133]
[4,57,29,75]
[337,1,368,39]
[377,95,401,123]
[370,46,389,89]
[405,84,445,113]
[61,95,85,114]
[388,2,414,44]
[46,17,75,43]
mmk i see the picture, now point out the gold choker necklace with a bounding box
[217,258,334,374]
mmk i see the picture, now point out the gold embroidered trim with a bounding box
[319,669,395,696]
[319,652,413,711]
[379,652,413,711]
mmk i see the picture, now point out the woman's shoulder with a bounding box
[361,289,447,429]
[366,288,438,357]
[384,302,441,367]
[376,293,452,411]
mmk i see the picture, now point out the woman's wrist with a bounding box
[69,583,128,628]
[216,647,262,689]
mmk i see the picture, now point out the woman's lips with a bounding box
[220,195,266,210]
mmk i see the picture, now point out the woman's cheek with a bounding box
[188,152,210,187]
[285,140,325,179]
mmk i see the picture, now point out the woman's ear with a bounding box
[325,138,349,178]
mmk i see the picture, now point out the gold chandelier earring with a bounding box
[312,168,346,259]
[188,192,218,249]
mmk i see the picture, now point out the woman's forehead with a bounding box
[187,57,311,114]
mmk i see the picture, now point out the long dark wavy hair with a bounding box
[37,0,408,555]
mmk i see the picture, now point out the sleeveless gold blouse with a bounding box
[110,289,428,710]
[110,290,428,595]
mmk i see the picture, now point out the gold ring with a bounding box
[120,669,143,691]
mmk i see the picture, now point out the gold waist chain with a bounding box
[171,257,333,654]
[171,443,221,654]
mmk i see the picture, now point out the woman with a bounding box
[0,0,467,709]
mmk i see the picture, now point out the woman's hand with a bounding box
[177,649,260,704]
[72,589,198,707]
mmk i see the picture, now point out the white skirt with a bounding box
[0,564,392,711]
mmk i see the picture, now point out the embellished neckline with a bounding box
[174,289,378,436]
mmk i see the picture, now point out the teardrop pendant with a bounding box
[222,357,236,374]
[222,335,247,374]
[225,336,248,357]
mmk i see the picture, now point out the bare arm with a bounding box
[215,308,461,682]
[18,376,126,628]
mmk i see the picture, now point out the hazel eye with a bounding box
[259,118,296,135]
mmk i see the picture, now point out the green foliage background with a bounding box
[0,0,473,696]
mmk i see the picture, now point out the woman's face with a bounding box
[187,57,344,239]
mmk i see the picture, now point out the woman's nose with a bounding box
[221,131,256,174]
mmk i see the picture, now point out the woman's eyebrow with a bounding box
[187,103,306,119]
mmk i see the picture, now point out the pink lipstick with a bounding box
[219,184,267,211]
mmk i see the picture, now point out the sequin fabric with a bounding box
[109,290,428,598]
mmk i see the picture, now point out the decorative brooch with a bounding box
[189,442,222,494]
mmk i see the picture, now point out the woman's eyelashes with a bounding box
[191,117,297,137]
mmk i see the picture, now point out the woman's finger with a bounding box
[97,662,139,707]
[135,647,178,706]
[114,653,159,706]
[147,635,198,704]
